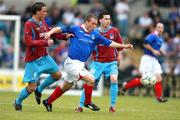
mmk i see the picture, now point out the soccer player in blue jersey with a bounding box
[75,11,123,113]
[42,14,133,112]
[122,22,167,102]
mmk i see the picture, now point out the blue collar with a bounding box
[29,18,42,26]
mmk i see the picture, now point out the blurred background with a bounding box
[0,0,179,98]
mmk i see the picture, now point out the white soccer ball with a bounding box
[141,73,156,87]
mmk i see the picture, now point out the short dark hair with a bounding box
[98,11,110,20]
[32,2,46,15]
[84,14,97,22]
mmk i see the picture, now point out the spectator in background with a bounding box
[168,6,179,23]
[0,0,6,14]
[138,11,153,37]
[57,5,74,29]
[0,30,8,67]
[72,7,83,25]
[89,0,105,17]
[6,5,19,15]
[148,4,161,22]
[114,0,129,38]
[46,1,61,26]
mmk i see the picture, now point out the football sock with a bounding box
[16,87,30,105]
[110,83,118,107]
[84,83,93,104]
[37,75,56,93]
[125,77,142,89]
[154,81,162,99]
[47,86,64,105]
[79,89,85,107]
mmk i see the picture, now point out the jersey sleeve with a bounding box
[144,34,155,44]
[44,21,67,40]
[115,28,123,51]
[95,32,112,46]
[60,25,77,34]
[24,23,48,47]
[51,33,67,40]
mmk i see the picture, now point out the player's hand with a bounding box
[152,50,161,56]
[47,39,54,46]
[124,44,133,50]
[159,50,165,56]
[44,32,52,40]
[66,33,74,39]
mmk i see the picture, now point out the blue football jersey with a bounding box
[144,33,163,58]
[62,25,112,62]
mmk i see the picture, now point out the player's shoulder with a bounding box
[25,19,31,25]
[92,29,100,35]
[147,33,157,38]
[109,26,120,33]
[24,20,33,28]
[71,25,80,31]
[93,28,100,33]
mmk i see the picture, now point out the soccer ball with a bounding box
[141,73,156,87]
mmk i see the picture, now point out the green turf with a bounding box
[0,92,179,120]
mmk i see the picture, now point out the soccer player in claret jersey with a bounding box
[42,14,133,112]
[122,22,167,103]
[14,2,72,111]
[75,11,123,113]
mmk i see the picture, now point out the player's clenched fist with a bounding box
[124,44,133,49]
[47,39,54,46]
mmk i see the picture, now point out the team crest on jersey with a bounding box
[109,33,114,39]
[91,35,95,40]
[35,27,40,31]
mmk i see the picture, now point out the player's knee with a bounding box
[27,86,36,93]
[156,74,162,82]
[110,75,118,83]
[88,78,95,86]
[51,71,62,80]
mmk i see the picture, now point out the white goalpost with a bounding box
[0,15,104,96]
[0,15,20,92]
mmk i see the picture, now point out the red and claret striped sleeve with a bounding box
[52,33,67,40]
[24,23,48,47]
[115,28,123,51]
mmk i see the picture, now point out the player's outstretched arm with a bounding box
[45,27,62,40]
[109,41,133,49]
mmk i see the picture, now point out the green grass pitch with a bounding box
[0,92,179,120]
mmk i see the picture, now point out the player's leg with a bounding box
[14,61,40,111]
[35,55,61,104]
[81,74,100,111]
[109,75,118,112]
[104,61,118,112]
[15,82,37,111]
[76,61,103,112]
[42,57,94,112]
[43,81,74,112]
[122,77,142,91]
[153,59,167,102]
[122,56,148,91]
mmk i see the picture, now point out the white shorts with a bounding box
[139,55,162,76]
[63,57,94,83]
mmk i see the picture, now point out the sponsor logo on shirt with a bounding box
[91,35,95,40]
[39,32,46,38]
[35,27,40,31]
[109,33,114,39]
